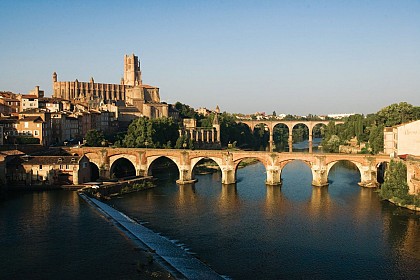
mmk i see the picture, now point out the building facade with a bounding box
[384,120,420,157]
[52,54,168,119]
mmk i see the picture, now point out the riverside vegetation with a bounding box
[379,160,420,209]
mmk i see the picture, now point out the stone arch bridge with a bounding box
[70,147,390,187]
[236,120,344,152]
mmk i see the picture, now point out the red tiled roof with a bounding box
[21,95,38,99]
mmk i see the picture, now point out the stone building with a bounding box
[179,114,221,149]
[52,54,168,119]
[0,92,20,115]
[16,155,91,186]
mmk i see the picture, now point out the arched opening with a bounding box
[253,123,269,151]
[312,123,327,153]
[327,160,361,191]
[89,162,99,182]
[110,158,136,179]
[235,158,266,194]
[273,123,289,152]
[280,160,313,201]
[192,158,221,177]
[148,156,179,181]
[377,162,388,184]
[319,122,344,153]
[291,123,309,152]
[232,123,254,150]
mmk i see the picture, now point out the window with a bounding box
[24,122,28,128]
[39,165,42,170]
[34,130,39,136]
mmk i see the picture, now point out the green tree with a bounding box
[84,129,105,147]
[380,160,409,204]
[174,101,197,119]
[122,117,179,148]
[368,124,384,154]
[323,135,340,153]
[376,102,416,127]
[175,134,194,149]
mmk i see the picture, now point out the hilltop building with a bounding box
[52,54,168,119]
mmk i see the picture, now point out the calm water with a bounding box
[110,161,420,279]
[1,161,419,279]
[0,191,146,279]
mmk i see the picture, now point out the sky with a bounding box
[1,0,419,115]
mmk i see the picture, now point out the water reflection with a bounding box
[264,185,291,218]
[382,203,420,262]
[177,183,197,207]
[218,184,239,213]
[402,218,420,259]
[305,186,333,219]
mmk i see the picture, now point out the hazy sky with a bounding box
[1,0,419,115]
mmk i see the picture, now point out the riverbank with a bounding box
[79,193,225,280]
[387,198,420,212]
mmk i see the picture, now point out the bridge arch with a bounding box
[82,152,103,179]
[326,160,363,185]
[280,159,313,181]
[251,123,270,151]
[146,156,180,182]
[109,154,138,175]
[89,162,100,181]
[146,155,181,177]
[190,157,223,181]
[191,156,223,173]
[110,158,136,178]
[272,123,290,152]
[233,157,267,172]
[109,157,136,178]
[83,152,101,168]
[235,120,343,152]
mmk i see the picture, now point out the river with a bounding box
[1,161,419,279]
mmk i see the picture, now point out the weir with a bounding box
[79,193,225,280]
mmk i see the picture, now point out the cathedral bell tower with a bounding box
[124,54,142,86]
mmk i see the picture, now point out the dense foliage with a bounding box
[379,160,419,207]
[321,102,420,153]
[84,129,106,147]
[174,102,197,119]
[119,117,179,148]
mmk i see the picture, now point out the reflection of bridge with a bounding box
[236,120,344,152]
[70,147,389,187]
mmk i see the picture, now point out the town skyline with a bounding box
[1,0,419,115]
